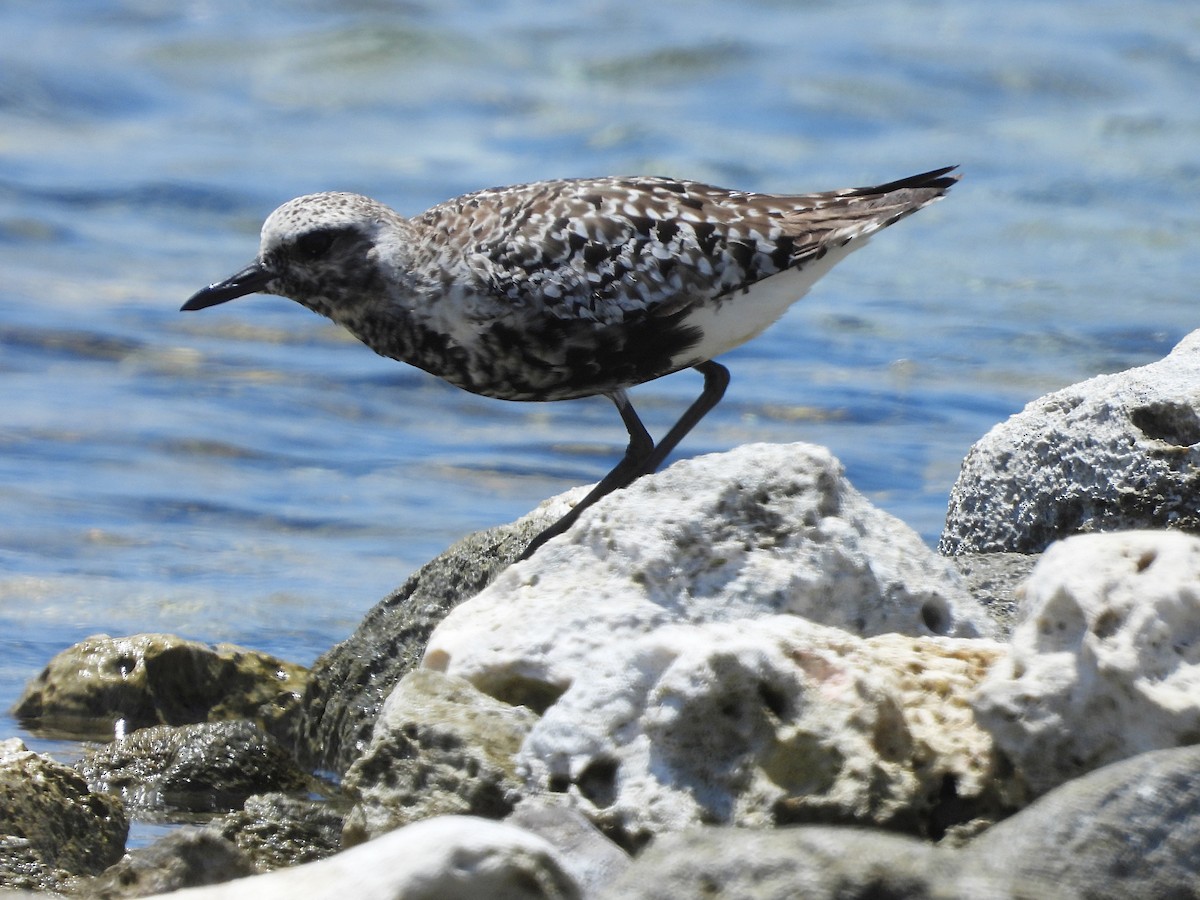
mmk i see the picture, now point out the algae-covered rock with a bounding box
[12,633,309,740]
[0,738,127,880]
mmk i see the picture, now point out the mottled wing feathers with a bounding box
[413,169,956,327]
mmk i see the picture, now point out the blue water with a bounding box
[2,0,1197,757]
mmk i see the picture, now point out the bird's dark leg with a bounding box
[518,360,730,560]
[518,388,652,560]
[631,360,729,478]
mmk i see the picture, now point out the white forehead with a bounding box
[259,192,391,249]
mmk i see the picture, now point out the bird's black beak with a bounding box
[181,263,274,311]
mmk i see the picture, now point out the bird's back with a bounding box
[395,169,955,400]
[413,173,937,318]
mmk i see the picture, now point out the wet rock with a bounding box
[128,815,580,900]
[0,834,75,894]
[11,634,308,741]
[342,669,538,845]
[0,738,127,878]
[941,329,1200,554]
[78,797,342,897]
[520,616,1013,845]
[87,827,254,898]
[213,793,343,872]
[77,721,309,814]
[291,502,566,775]
[425,443,994,712]
[961,745,1200,898]
[973,530,1200,796]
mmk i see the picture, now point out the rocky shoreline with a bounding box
[3,332,1199,898]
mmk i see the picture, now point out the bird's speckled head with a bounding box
[182,191,412,322]
[254,192,410,319]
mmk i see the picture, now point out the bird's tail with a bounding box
[779,165,959,244]
[849,165,960,197]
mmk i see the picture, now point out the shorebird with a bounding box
[184,167,958,558]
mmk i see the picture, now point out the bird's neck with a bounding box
[333,283,477,392]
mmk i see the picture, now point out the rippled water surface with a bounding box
[2,0,1198,751]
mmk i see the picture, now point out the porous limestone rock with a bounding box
[0,739,127,879]
[972,530,1200,796]
[941,330,1200,554]
[599,747,1200,900]
[342,669,538,844]
[139,815,579,900]
[520,616,1011,843]
[424,443,994,711]
[11,633,308,740]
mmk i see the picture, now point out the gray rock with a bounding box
[342,669,538,844]
[86,827,254,898]
[945,552,1039,638]
[77,721,309,813]
[961,745,1200,899]
[972,531,1200,796]
[425,443,994,712]
[507,797,631,897]
[125,816,581,900]
[941,330,1200,554]
[290,506,562,775]
[0,739,127,878]
[11,634,308,741]
[597,825,975,900]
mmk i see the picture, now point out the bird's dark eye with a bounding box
[295,229,336,259]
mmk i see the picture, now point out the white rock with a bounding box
[161,815,579,900]
[519,616,1008,840]
[941,330,1200,554]
[972,530,1200,796]
[424,443,993,707]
